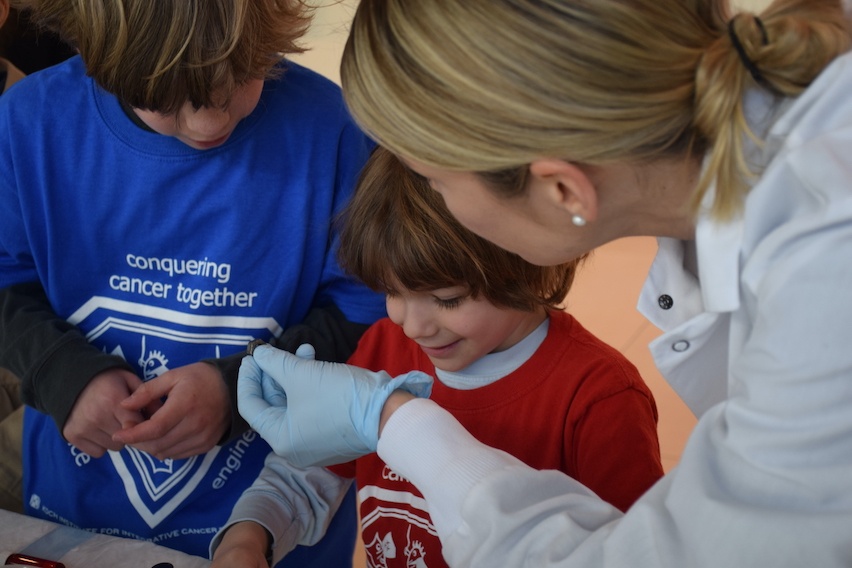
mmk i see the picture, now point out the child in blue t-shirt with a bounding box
[0,0,386,565]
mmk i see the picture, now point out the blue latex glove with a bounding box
[238,343,434,467]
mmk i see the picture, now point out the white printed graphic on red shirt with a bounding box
[360,476,440,568]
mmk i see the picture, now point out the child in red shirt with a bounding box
[211,147,663,568]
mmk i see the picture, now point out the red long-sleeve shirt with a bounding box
[331,310,663,568]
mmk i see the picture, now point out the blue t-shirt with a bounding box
[0,55,385,564]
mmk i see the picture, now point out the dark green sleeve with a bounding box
[0,281,370,442]
[0,281,134,432]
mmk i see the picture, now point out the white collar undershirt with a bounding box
[434,316,550,390]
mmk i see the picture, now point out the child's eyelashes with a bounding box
[434,296,463,309]
[385,286,468,309]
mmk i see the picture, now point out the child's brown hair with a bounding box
[13,0,311,113]
[338,146,585,312]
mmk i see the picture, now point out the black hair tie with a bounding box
[728,16,781,96]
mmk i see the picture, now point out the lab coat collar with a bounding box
[694,194,743,314]
[690,86,788,315]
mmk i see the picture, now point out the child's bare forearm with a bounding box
[211,521,272,568]
[379,390,416,437]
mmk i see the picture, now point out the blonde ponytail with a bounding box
[693,0,850,218]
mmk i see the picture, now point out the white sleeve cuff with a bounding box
[376,397,522,538]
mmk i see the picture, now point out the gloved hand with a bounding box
[254,344,316,408]
[238,343,433,467]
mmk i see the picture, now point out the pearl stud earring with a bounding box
[571,214,587,227]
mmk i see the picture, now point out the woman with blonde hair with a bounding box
[239,0,852,565]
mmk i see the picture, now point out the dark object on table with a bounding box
[5,552,66,568]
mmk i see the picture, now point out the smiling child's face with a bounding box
[385,284,545,372]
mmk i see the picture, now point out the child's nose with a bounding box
[183,107,230,138]
[400,310,437,340]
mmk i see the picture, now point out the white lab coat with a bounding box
[377,49,852,567]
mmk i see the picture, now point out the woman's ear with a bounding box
[528,158,598,223]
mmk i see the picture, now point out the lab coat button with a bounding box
[672,340,690,352]
[658,294,674,309]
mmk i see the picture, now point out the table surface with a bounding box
[0,509,211,568]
